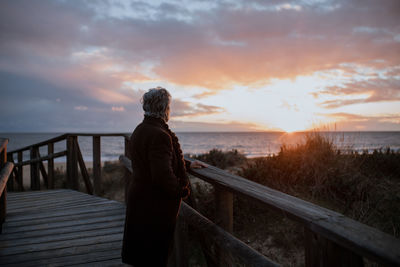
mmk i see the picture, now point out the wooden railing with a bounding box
[6,133,130,195]
[119,154,400,267]
[0,138,14,233]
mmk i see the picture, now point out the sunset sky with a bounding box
[1,0,399,132]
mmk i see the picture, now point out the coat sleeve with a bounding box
[148,130,181,198]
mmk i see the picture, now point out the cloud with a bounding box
[74,106,88,111]
[1,0,400,131]
[317,76,400,108]
[111,106,125,112]
[323,112,400,131]
[171,99,224,117]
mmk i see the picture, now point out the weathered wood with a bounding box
[215,186,233,232]
[38,153,49,188]
[8,134,68,154]
[76,141,93,195]
[214,186,234,266]
[5,152,13,192]
[0,163,16,198]
[0,231,123,256]
[30,147,40,190]
[0,162,13,233]
[66,136,79,190]
[5,205,123,227]
[47,143,54,189]
[124,136,130,158]
[14,150,67,167]
[0,139,8,155]
[5,248,123,267]
[1,218,124,241]
[93,136,101,195]
[17,151,23,190]
[180,202,278,267]
[0,189,126,265]
[0,223,123,248]
[305,227,364,267]
[185,158,400,267]
[0,241,122,265]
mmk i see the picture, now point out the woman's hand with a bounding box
[190,160,208,169]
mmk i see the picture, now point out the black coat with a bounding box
[122,116,189,266]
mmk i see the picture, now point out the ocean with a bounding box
[1,132,399,163]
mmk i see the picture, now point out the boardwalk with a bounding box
[0,189,127,266]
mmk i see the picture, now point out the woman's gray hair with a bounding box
[142,87,171,121]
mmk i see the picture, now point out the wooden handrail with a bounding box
[7,133,129,154]
[13,150,67,167]
[179,202,278,267]
[184,158,400,266]
[7,134,68,154]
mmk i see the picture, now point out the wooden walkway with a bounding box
[0,189,127,266]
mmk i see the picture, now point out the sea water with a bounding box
[1,132,399,162]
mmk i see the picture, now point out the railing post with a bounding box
[214,186,234,266]
[17,151,23,191]
[48,143,54,189]
[30,146,40,190]
[66,136,79,190]
[93,136,101,195]
[304,227,364,267]
[0,143,7,232]
[124,137,130,158]
[6,153,14,191]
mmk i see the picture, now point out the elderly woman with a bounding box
[122,87,205,266]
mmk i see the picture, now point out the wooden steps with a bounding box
[0,189,128,266]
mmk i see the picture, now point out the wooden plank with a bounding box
[7,192,107,207]
[93,136,101,195]
[76,141,93,195]
[66,136,78,190]
[0,232,123,257]
[7,194,106,210]
[0,223,123,248]
[47,143,54,189]
[4,202,122,224]
[0,241,122,265]
[0,162,12,232]
[183,158,400,267]
[0,218,124,241]
[5,248,122,267]
[7,190,84,203]
[8,198,113,214]
[4,208,124,230]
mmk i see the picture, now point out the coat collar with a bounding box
[143,115,167,128]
